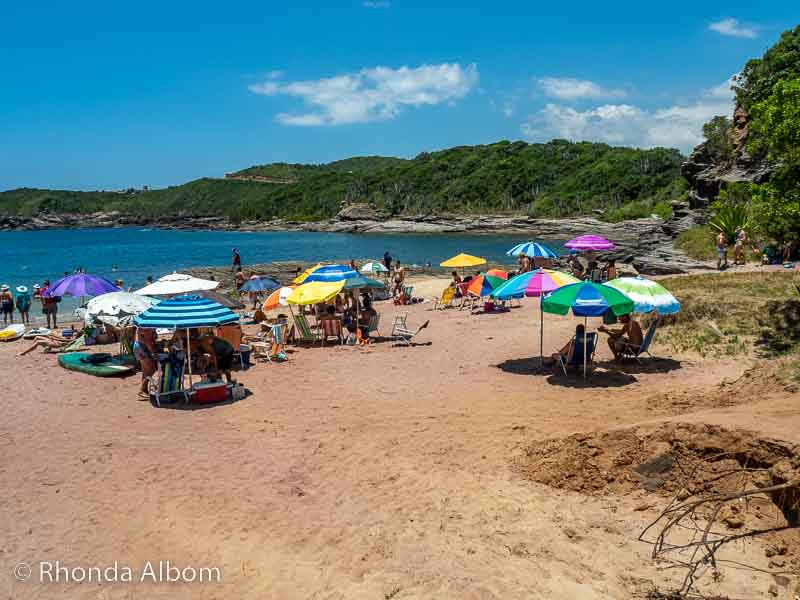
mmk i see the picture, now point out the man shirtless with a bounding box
[598,314,643,361]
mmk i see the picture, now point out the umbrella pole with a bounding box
[583,316,588,380]
[186,328,192,390]
[539,299,544,367]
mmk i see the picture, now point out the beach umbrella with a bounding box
[467,272,506,298]
[506,241,559,258]
[542,282,634,379]
[84,291,159,327]
[134,272,219,296]
[440,253,487,269]
[286,281,346,306]
[293,264,324,284]
[239,275,281,293]
[263,286,295,312]
[46,273,119,297]
[303,264,358,283]
[134,294,240,385]
[486,269,509,280]
[564,234,615,252]
[360,261,389,274]
[604,276,680,315]
[194,289,244,309]
[491,269,580,364]
[341,276,386,291]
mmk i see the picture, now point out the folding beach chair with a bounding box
[393,319,430,346]
[320,318,344,346]
[558,332,598,375]
[390,313,408,337]
[433,285,457,310]
[293,314,322,345]
[619,320,658,362]
[366,313,380,335]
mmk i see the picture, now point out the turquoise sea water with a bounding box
[0,227,566,320]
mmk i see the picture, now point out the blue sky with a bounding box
[0,2,795,191]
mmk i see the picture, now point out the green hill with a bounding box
[1,140,686,223]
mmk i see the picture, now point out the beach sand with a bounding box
[1,275,798,599]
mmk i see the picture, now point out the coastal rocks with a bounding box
[336,203,381,221]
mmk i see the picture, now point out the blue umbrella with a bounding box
[239,276,281,293]
[304,264,358,283]
[506,242,559,258]
[133,294,239,329]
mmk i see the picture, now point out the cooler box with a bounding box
[192,382,228,404]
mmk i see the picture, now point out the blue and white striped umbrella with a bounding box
[303,264,358,283]
[133,295,239,329]
[506,241,559,258]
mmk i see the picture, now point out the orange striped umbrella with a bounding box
[262,286,295,312]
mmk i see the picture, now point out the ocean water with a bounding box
[0,227,566,320]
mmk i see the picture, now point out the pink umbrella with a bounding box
[564,234,615,251]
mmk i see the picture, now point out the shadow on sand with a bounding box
[594,357,683,375]
[495,357,638,388]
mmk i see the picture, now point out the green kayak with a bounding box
[58,352,136,377]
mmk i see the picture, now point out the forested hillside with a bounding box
[1,140,686,223]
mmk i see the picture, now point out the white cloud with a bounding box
[709,18,757,39]
[521,78,735,152]
[538,77,627,100]
[362,0,390,7]
[249,63,479,126]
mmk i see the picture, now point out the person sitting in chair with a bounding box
[598,314,642,361]
[548,324,587,366]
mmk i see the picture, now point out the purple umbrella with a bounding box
[45,274,120,297]
[564,234,616,251]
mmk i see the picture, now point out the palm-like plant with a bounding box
[709,205,750,242]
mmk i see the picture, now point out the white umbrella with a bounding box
[360,261,389,274]
[134,273,219,296]
[84,291,160,327]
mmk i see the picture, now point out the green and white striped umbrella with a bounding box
[604,276,680,315]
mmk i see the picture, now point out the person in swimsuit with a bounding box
[133,328,159,398]
[716,231,728,270]
[598,314,643,361]
[197,334,235,383]
[15,286,31,324]
[40,280,58,329]
[0,285,14,325]
[18,333,71,357]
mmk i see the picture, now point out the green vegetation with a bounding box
[674,226,717,261]
[657,272,800,357]
[708,205,750,242]
[704,25,800,244]
[0,140,685,222]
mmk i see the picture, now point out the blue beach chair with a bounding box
[559,332,598,375]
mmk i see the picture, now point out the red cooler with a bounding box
[192,382,228,404]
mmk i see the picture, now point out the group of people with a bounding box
[715,227,749,270]
[0,281,59,327]
[551,313,644,366]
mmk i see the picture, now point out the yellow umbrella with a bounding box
[286,280,345,305]
[440,253,487,268]
[293,263,324,285]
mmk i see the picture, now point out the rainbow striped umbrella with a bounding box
[491,269,578,300]
[467,273,506,297]
[486,268,509,280]
[507,241,559,258]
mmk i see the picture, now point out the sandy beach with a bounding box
[1,271,798,600]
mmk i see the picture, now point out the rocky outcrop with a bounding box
[681,105,773,208]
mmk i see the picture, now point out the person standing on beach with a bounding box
[716,231,728,270]
[734,227,747,265]
[133,328,158,399]
[15,286,31,325]
[0,285,14,325]
[232,248,241,272]
[40,280,58,329]
[383,251,392,273]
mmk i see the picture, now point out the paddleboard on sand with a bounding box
[58,352,136,377]
[23,327,51,339]
[0,324,25,341]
